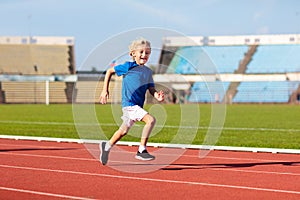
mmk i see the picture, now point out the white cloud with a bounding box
[256,26,270,34]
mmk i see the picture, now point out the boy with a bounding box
[99,38,164,165]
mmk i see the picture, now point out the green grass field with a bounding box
[0,104,299,149]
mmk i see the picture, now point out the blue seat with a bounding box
[233,81,299,103]
[167,46,248,74]
[188,82,230,103]
[246,45,300,73]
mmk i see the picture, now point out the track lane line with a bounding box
[0,164,300,195]
[0,186,96,200]
[1,139,299,163]
[1,120,300,132]
[1,142,296,163]
[1,151,300,177]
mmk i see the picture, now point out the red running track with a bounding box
[0,138,300,200]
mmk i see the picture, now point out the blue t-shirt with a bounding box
[114,61,155,108]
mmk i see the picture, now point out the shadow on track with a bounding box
[161,161,300,170]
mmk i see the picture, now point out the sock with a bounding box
[105,141,112,151]
[138,145,146,153]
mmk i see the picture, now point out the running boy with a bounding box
[99,38,164,165]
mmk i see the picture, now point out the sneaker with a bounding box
[99,141,109,165]
[135,150,155,161]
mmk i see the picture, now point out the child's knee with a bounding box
[118,127,129,136]
[147,115,156,126]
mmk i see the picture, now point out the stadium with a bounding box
[0,34,300,104]
[1,33,300,199]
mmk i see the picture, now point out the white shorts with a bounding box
[121,105,148,128]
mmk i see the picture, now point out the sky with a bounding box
[0,0,300,71]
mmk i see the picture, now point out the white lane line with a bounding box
[0,151,94,161]
[1,142,296,164]
[0,149,295,167]
[211,168,300,176]
[0,186,96,200]
[1,151,300,177]
[0,164,300,195]
[1,135,300,154]
[0,120,299,132]
[0,142,86,150]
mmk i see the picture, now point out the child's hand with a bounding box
[100,91,109,104]
[155,90,164,102]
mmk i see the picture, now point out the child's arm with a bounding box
[149,87,164,102]
[100,67,115,104]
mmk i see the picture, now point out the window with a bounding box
[209,39,215,44]
[30,37,37,44]
[66,39,73,44]
[22,38,27,44]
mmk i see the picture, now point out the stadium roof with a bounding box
[163,34,300,46]
[0,36,75,45]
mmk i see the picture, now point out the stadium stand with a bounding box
[232,81,297,103]
[167,46,249,74]
[75,80,122,104]
[246,45,300,73]
[189,81,230,103]
[0,36,76,103]
[158,34,300,103]
[1,81,46,103]
[1,81,77,103]
[49,82,69,103]
[0,37,75,75]
[1,34,300,104]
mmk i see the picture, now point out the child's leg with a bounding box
[140,114,156,147]
[109,123,130,147]
[100,122,131,165]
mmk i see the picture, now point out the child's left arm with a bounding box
[149,87,164,102]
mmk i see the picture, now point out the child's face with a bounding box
[132,44,151,65]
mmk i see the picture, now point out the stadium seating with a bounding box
[167,46,248,74]
[233,81,300,103]
[188,81,230,103]
[246,45,300,73]
[1,81,76,103]
[1,35,300,104]
[0,44,72,75]
[48,82,68,103]
[1,81,47,103]
[162,40,300,103]
[75,81,122,103]
[165,44,300,75]
[203,46,249,73]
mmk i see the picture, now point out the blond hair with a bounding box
[129,38,151,57]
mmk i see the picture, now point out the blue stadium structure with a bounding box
[246,45,300,73]
[167,46,249,74]
[189,81,231,103]
[233,81,297,103]
[158,34,300,104]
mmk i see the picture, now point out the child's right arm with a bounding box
[100,67,115,104]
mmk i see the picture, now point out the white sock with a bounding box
[138,145,146,153]
[105,142,112,151]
